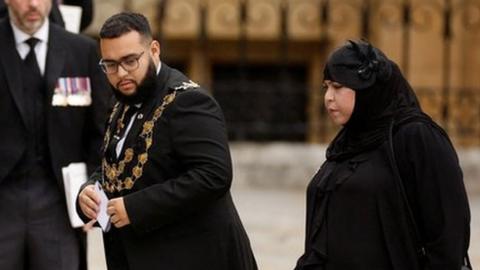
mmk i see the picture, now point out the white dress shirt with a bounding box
[10,19,49,76]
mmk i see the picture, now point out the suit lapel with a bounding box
[44,26,66,107]
[0,21,28,127]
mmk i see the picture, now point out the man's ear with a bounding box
[150,40,161,59]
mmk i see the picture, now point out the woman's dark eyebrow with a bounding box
[332,82,343,87]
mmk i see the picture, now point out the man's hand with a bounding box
[78,184,101,220]
[107,197,130,228]
[82,219,97,232]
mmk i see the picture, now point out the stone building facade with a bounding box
[85,0,480,146]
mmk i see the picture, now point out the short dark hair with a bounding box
[100,12,152,41]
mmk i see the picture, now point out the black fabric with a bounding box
[324,40,392,91]
[22,38,50,169]
[0,165,80,270]
[388,120,472,270]
[296,123,471,270]
[103,227,129,270]
[0,18,110,270]
[77,64,257,270]
[393,122,471,269]
[24,38,40,70]
[295,41,470,270]
[325,46,431,161]
[0,19,111,185]
[297,150,398,270]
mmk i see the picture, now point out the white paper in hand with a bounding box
[94,182,111,232]
[62,163,87,228]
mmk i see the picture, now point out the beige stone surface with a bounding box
[83,0,126,36]
[86,188,480,270]
[206,0,241,40]
[230,143,480,192]
[246,0,282,40]
[162,0,201,39]
[287,0,323,40]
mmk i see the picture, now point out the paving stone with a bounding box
[87,188,480,270]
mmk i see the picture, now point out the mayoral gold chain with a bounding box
[101,91,177,193]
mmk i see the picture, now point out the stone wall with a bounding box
[231,143,480,195]
[84,0,480,146]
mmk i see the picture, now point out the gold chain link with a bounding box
[101,91,177,193]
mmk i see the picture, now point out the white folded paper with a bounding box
[95,182,111,232]
[62,162,88,228]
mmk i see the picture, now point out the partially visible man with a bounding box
[77,12,258,270]
[0,0,109,269]
[0,0,93,31]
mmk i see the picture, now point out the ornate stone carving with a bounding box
[207,0,241,39]
[371,0,404,65]
[246,0,281,40]
[410,0,444,34]
[288,0,322,40]
[375,0,403,29]
[162,0,201,39]
[129,0,162,34]
[408,0,444,89]
[448,90,480,146]
[450,0,480,91]
[83,0,126,36]
[326,0,363,44]
[416,88,443,124]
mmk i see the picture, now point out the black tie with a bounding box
[24,37,41,75]
[23,37,47,163]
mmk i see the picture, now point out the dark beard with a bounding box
[112,60,158,105]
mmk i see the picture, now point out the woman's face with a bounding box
[324,80,356,126]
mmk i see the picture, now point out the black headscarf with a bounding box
[324,40,435,161]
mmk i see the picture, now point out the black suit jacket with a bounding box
[0,18,110,188]
[79,65,257,270]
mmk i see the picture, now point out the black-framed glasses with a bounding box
[99,51,145,74]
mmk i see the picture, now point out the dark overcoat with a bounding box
[0,18,109,192]
[295,121,470,270]
[79,64,257,270]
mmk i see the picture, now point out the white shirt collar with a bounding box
[10,19,49,75]
[10,19,49,45]
[156,61,162,75]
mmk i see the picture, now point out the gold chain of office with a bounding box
[101,91,177,193]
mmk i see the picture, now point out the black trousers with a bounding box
[0,164,80,270]
[104,227,130,270]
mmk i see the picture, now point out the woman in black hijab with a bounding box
[294,40,471,270]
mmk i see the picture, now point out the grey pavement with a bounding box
[87,187,480,270]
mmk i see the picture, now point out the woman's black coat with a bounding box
[295,121,470,270]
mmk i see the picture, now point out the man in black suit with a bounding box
[0,0,109,269]
[77,12,258,270]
